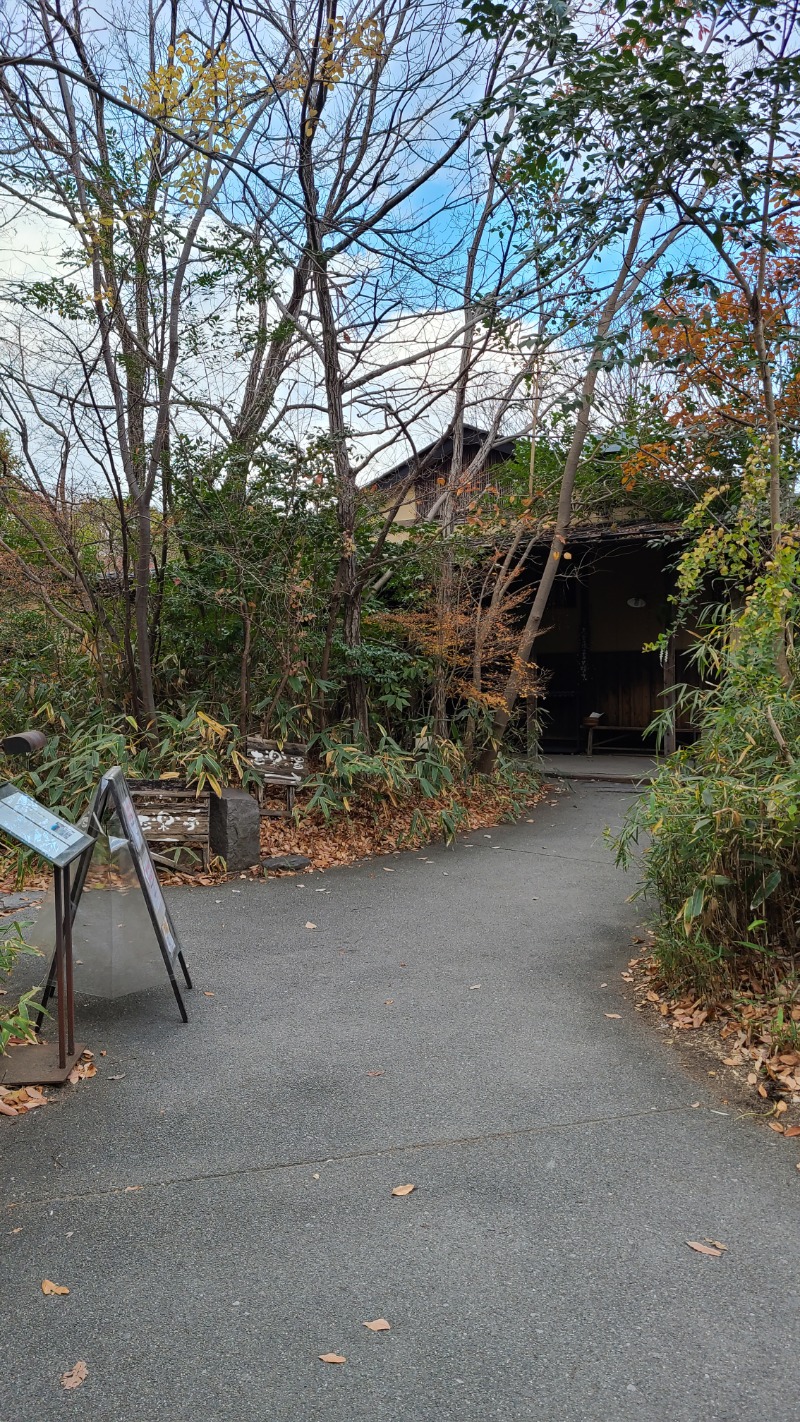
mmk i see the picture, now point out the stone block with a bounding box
[260,853,312,872]
[209,789,261,871]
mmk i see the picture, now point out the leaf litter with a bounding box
[60,1361,88,1389]
[628,947,800,1131]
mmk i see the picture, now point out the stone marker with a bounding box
[0,892,43,912]
[209,789,261,872]
[260,853,312,872]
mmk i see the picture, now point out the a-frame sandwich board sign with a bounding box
[40,767,192,1023]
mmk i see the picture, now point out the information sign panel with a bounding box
[0,784,93,867]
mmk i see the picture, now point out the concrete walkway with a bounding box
[2,784,798,1421]
[540,752,658,783]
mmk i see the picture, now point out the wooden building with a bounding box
[372,428,697,755]
[371,424,518,531]
[526,522,696,754]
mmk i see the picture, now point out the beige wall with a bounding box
[378,483,417,543]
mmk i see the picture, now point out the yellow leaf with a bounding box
[42,1279,70,1296]
[363,1318,390,1331]
[391,1183,415,1197]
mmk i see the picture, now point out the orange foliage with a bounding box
[648,223,799,434]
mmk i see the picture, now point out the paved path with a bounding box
[2,783,798,1420]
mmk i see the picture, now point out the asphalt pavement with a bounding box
[2,780,798,1421]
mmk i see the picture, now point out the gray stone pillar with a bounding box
[209,789,261,871]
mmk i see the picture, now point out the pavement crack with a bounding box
[7,1102,704,1210]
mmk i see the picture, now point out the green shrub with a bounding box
[0,923,42,1054]
[615,541,800,997]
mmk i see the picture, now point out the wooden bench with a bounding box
[582,716,652,755]
[246,737,308,816]
[128,782,211,867]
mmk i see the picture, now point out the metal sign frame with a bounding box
[39,768,192,1024]
[0,783,90,1083]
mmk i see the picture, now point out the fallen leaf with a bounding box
[686,1240,723,1257]
[305,922,317,930]
[366,1070,384,1077]
[784,1125,800,1138]
[469,984,481,990]
[775,1099,788,1114]
[605,1013,622,1020]
[363,1319,390,1331]
[203,991,215,997]
[383,867,394,872]
[706,1240,727,1251]
[319,1353,346,1365]
[757,1083,769,1099]
[60,1361,87,1389]
[10,1226,22,1234]
[42,1279,70,1296]
[391,1183,415,1197]
[768,1121,785,1133]
[384,999,394,1005]
[124,1185,142,1193]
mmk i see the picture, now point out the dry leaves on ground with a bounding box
[391,1183,415,1197]
[42,1279,70,1296]
[0,1085,47,1116]
[60,1361,88,1390]
[319,1353,346,1365]
[363,1319,390,1332]
[630,950,800,1124]
[68,1055,97,1084]
[686,1240,726,1258]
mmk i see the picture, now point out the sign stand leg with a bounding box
[163,952,189,1024]
[62,865,76,1058]
[0,862,84,1087]
[54,865,67,1069]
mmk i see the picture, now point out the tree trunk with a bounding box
[477,201,651,773]
[134,502,157,724]
[239,600,252,735]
